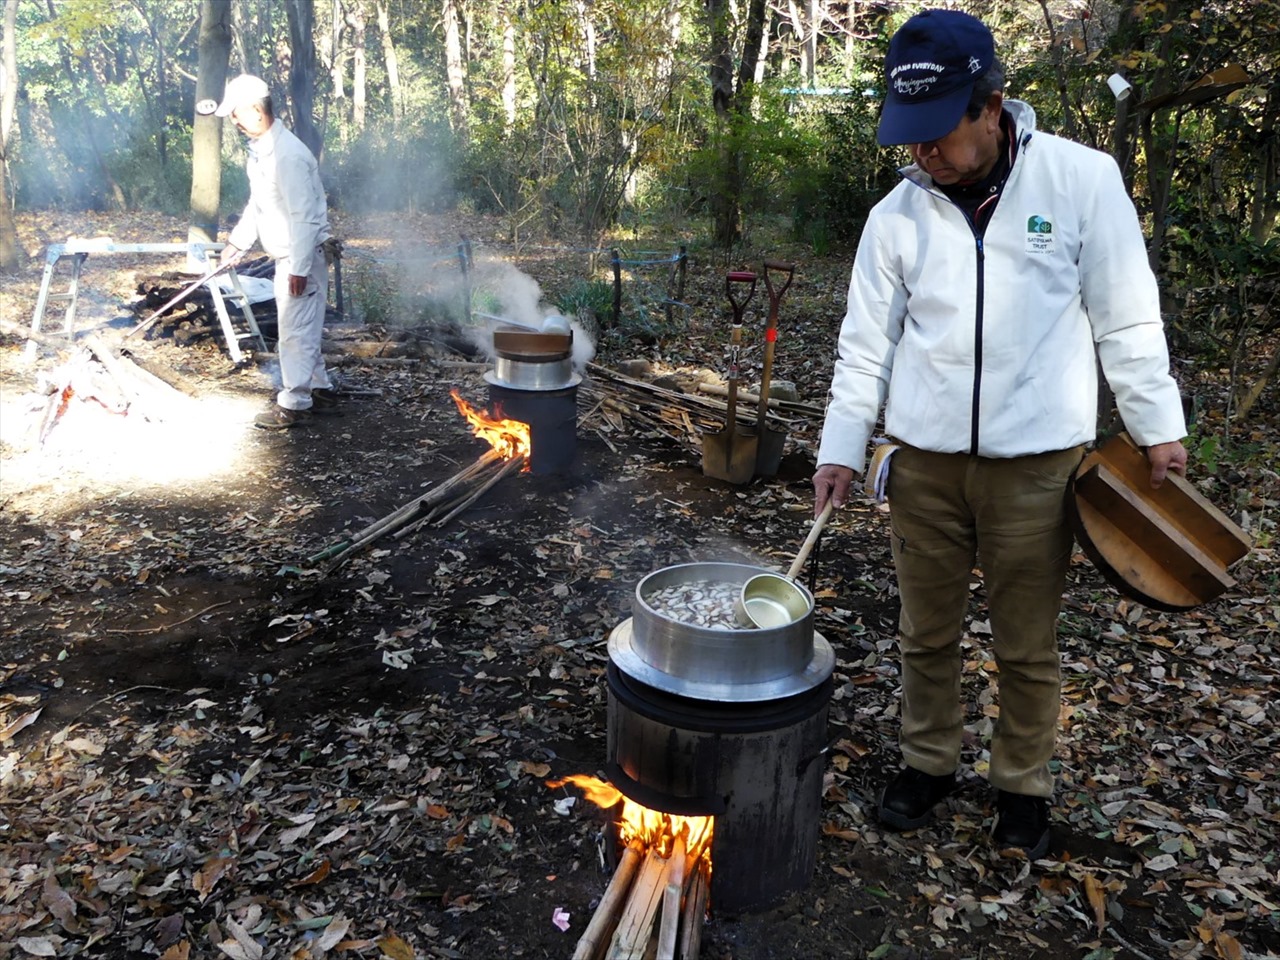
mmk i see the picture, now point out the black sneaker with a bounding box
[311,388,342,415]
[254,405,310,430]
[993,790,1051,859]
[878,767,956,830]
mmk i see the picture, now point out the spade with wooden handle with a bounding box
[701,271,758,484]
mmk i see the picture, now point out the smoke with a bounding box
[461,255,598,370]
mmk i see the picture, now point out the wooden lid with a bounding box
[1068,433,1250,611]
[492,329,572,357]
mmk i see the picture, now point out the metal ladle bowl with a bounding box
[740,501,834,628]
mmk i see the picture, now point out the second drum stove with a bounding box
[484,328,579,475]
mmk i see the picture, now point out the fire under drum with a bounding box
[484,329,579,475]
[605,562,836,915]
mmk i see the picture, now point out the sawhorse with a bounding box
[24,238,267,364]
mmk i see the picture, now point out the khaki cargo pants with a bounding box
[886,444,1084,798]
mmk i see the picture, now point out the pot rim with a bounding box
[608,618,835,702]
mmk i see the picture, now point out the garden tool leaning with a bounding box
[701,271,758,485]
[752,259,794,477]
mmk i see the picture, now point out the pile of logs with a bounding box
[132,256,279,345]
[307,448,524,569]
[579,362,819,455]
[573,837,710,960]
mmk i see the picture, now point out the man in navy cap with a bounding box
[812,10,1188,859]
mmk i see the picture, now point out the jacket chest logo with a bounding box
[1025,215,1055,255]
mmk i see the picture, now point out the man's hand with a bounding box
[1146,440,1188,489]
[220,245,242,269]
[813,463,856,518]
[288,274,307,296]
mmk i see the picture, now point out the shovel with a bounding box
[738,501,834,628]
[701,271,758,485]
[753,259,794,477]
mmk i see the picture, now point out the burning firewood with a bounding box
[678,863,710,960]
[551,776,713,960]
[572,843,644,960]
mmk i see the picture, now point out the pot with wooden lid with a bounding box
[1068,432,1251,611]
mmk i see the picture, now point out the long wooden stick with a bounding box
[572,844,644,960]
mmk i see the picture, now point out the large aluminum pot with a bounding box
[607,562,834,702]
[486,329,579,390]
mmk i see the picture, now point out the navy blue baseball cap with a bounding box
[877,9,994,146]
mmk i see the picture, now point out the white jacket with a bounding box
[816,100,1186,474]
[228,119,331,278]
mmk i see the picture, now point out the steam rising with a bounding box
[445,254,597,370]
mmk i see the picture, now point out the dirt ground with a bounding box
[1,212,1278,960]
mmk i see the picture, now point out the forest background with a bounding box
[0,0,1277,436]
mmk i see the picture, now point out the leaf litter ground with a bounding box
[0,212,1278,960]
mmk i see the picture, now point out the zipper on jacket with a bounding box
[971,235,985,455]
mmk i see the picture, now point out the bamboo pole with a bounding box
[308,450,504,565]
[572,844,644,960]
[431,454,525,527]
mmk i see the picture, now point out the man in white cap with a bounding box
[812,10,1188,859]
[214,74,337,428]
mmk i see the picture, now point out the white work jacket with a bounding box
[817,101,1186,474]
[228,119,331,278]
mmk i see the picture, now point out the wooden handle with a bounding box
[787,500,834,580]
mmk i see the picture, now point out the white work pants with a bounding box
[274,252,331,411]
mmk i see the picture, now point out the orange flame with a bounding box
[450,389,531,462]
[547,774,714,864]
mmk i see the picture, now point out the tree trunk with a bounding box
[500,2,516,131]
[754,4,768,86]
[285,0,323,158]
[736,0,767,102]
[706,0,738,247]
[348,2,366,131]
[1036,0,1075,139]
[376,0,401,121]
[1249,80,1279,244]
[329,0,345,104]
[0,0,22,272]
[443,0,468,147]
[574,0,597,80]
[189,0,231,262]
[803,0,816,88]
[656,0,680,101]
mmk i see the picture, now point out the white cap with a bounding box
[214,74,269,117]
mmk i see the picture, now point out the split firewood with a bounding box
[655,833,687,959]
[677,862,709,960]
[573,843,644,960]
[606,848,671,960]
